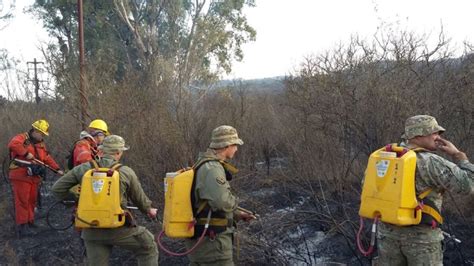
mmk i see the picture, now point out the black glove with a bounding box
[27,165,46,177]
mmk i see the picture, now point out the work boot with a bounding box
[16,224,35,238]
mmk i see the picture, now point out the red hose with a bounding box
[356,216,378,256]
[156,228,208,256]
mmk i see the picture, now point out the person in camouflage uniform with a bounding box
[376,115,474,265]
[185,125,256,266]
[52,135,159,266]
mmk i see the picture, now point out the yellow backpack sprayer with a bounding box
[156,159,216,256]
[357,144,442,256]
[157,159,258,256]
[75,161,125,228]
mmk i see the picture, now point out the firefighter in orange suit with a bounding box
[71,119,109,168]
[8,119,63,237]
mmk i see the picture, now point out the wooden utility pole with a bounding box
[78,0,88,128]
[27,58,44,104]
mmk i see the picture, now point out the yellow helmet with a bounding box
[88,119,109,135]
[32,119,50,136]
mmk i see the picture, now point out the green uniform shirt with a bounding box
[185,149,238,263]
[51,155,153,240]
[194,149,238,221]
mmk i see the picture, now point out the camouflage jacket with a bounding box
[379,143,474,242]
[415,151,474,211]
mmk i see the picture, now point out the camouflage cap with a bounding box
[98,135,130,153]
[209,125,244,149]
[404,115,445,139]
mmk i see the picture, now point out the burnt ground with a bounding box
[1,170,474,265]
[0,174,188,265]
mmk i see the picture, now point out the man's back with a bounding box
[51,135,158,265]
[375,115,474,266]
[52,156,153,239]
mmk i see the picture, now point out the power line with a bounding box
[27,58,44,104]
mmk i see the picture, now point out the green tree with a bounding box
[32,0,256,97]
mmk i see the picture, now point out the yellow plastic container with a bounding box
[163,169,195,238]
[359,145,422,225]
[75,168,125,228]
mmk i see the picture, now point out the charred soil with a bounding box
[1,173,473,265]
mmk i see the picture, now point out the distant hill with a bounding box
[217,76,285,92]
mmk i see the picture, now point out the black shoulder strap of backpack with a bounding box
[190,158,219,217]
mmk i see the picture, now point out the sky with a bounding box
[226,0,474,79]
[1,0,474,82]
[1,0,48,63]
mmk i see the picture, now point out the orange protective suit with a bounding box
[72,138,98,167]
[8,132,60,225]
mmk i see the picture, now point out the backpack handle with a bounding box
[385,144,408,157]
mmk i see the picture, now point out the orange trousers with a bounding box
[10,179,39,225]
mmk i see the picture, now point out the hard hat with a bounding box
[88,119,109,135]
[32,119,50,136]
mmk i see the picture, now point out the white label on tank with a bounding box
[92,179,105,194]
[93,172,107,177]
[376,160,390,177]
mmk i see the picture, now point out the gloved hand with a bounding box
[57,170,64,176]
[25,153,34,160]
